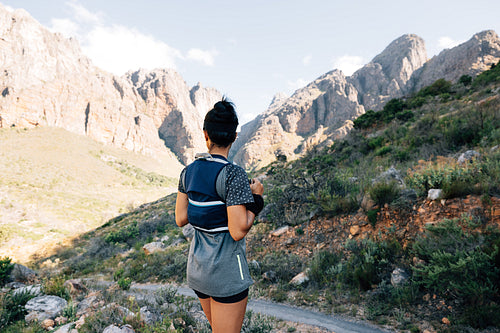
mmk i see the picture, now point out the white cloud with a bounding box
[187,48,218,67]
[332,55,365,76]
[83,25,181,75]
[438,36,463,49]
[66,0,102,24]
[44,1,221,75]
[287,78,309,91]
[302,54,312,66]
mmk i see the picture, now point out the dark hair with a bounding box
[203,97,238,147]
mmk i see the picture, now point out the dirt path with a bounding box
[130,283,393,333]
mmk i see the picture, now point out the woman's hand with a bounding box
[249,178,264,195]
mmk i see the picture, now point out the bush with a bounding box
[117,277,132,290]
[369,181,400,207]
[412,217,500,305]
[242,311,274,333]
[0,257,14,287]
[405,156,487,197]
[42,275,70,300]
[416,79,452,98]
[105,222,139,244]
[472,60,500,87]
[0,289,38,329]
[258,252,303,283]
[308,251,341,286]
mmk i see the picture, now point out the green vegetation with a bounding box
[0,257,14,287]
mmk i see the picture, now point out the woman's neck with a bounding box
[208,145,230,158]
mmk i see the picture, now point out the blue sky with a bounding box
[2,0,500,124]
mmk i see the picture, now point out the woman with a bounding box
[175,98,264,332]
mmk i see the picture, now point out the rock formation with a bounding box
[0,5,221,165]
[232,31,500,169]
[409,30,500,90]
[349,34,427,111]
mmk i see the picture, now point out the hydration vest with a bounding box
[183,153,230,233]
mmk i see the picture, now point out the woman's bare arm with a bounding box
[227,178,263,241]
[175,192,189,227]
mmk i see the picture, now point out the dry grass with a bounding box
[0,126,183,263]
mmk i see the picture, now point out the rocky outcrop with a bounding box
[125,70,220,163]
[349,34,427,111]
[232,31,500,169]
[231,70,365,169]
[0,5,220,165]
[410,30,500,90]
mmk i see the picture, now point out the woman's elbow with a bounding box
[175,214,188,227]
[229,229,247,241]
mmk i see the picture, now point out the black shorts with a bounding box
[193,288,249,304]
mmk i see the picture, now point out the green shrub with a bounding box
[242,310,274,333]
[472,60,500,87]
[117,277,132,290]
[412,217,500,305]
[459,303,500,328]
[395,109,414,121]
[308,251,341,286]
[366,209,379,227]
[78,304,128,333]
[0,289,38,329]
[459,74,473,86]
[104,222,139,244]
[353,110,380,129]
[369,181,400,207]
[417,79,452,98]
[406,156,488,197]
[0,257,14,287]
[258,252,303,283]
[137,316,173,333]
[42,275,70,300]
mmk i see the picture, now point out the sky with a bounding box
[1,0,500,124]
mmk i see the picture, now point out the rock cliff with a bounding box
[409,30,500,90]
[0,5,220,165]
[232,31,500,169]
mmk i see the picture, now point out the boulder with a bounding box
[103,325,135,333]
[143,241,166,255]
[63,279,88,297]
[427,189,443,201]
[25,295,68,322]
[13,284,42,297]
[391,268,410,287]
[262,271,277,283]
[271,226,289,237]
[349,225,360,236]
[374,167,405,187]
[41,318,55,330]
[290,272,309,286]
[182,224,195,241]
[140,306,159,325]
[9,263,37,283]
[53,323,75,333]
[458,150,480,164]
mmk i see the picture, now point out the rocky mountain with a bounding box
[0,5,220,165]
[231,31,500,169]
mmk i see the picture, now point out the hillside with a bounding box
[0,126,182,264]
[1,62,497,333]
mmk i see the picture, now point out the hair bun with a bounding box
[214,100,230,113]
